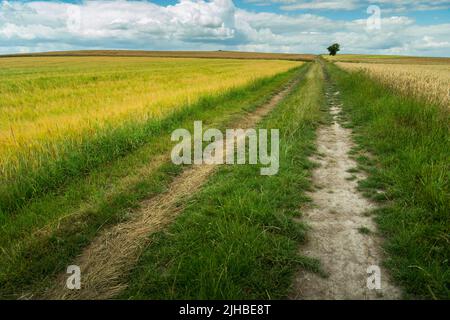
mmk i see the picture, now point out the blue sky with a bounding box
[1,0,449,56]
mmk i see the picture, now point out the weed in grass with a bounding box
[358,227,372,235]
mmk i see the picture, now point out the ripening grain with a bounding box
[336,62,450,108]
[0,56,301,214]
[0,57,301,178]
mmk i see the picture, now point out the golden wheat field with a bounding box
[336,62,450,108]
[325,54,450,65]
[0,57,301,176]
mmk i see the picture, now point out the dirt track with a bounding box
[290,69,400,299]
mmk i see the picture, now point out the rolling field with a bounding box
[0,56,301,214]
[1,50,316,61]
[0,55,304,297]
[0,52,448,300]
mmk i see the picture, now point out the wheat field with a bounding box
[0,57,301,179]
[336,62,450,108]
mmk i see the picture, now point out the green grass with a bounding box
[120,63,325,299]
[327,62,449,299]
[358,227,372,235]
[0,65,306,298]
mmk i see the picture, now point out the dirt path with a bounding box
[290,69,401,299]
[43,72,302,300]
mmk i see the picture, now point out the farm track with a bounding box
[42,70,304,300]
[290,63,401,299]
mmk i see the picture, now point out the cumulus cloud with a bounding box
[247,0,450,12]
[0,0,449,56]
[369,0,450,12]
[280,0,360,11]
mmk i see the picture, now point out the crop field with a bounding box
[2,50,316,62]
[336,62,450,108]
[0,56,301,213]
[0,51,448,301]
[324,54,450,65]
[0,53,305,297]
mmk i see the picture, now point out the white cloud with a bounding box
[0,0,449,56]
[368,0,450,12]
[281,0,359,11]
[247,0,450,12]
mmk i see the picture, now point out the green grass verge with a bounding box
[120,63,325,299]
[0,65,306,298]
[327,62,449,299]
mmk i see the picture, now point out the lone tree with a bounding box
[327,43,340,56]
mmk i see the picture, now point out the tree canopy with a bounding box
[327,43,340,56]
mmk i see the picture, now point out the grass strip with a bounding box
[120,63,325,299]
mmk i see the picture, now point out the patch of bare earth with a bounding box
[43,74,301,300]
[290,84,401,299]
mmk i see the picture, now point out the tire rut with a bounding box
[290,65,401,300]
[42,73,302,300]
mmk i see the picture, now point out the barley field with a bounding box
[0,56,301,213]
[325,54,450,65]
[336,62,450,108]
[0,53,305,298]
[0,57,300,163]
